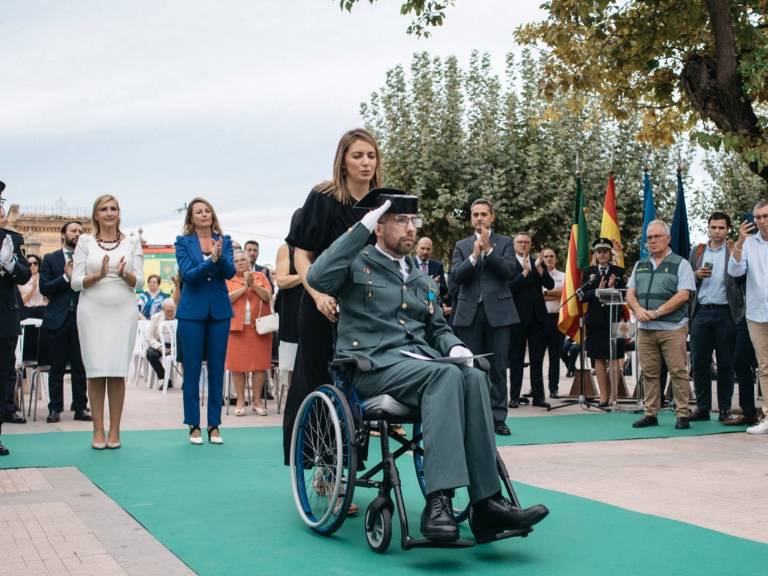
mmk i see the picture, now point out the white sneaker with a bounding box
[746,419,768,435]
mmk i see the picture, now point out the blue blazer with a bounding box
[39,249,79,331]
[175,234,236,321]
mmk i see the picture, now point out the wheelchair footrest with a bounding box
[474,527,532,545]
[403,537,475,550]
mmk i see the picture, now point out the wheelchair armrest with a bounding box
[474,356,491,372]
[329,357,373,373]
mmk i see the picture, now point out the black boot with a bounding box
[470,493,549,543]
[420,490,459,542]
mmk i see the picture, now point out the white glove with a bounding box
[449,345,474,367]
[0,235,14,271]
[361,200,392,232]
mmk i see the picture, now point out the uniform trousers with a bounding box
[638,326,690,417]
[179,317,230,428]
[354,360,499,504]
[0,338,16,433]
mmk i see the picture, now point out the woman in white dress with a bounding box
[72,195,144,450]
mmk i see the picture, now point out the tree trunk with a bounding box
[681,0,768,183]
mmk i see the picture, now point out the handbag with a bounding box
[255,297,279,335]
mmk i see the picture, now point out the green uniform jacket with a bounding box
[307,222,463,370]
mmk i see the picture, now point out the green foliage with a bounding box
[361,51,692,267]
[337,0,453,36]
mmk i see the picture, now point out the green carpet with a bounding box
[1,427,764,576]
[493,411,748,447]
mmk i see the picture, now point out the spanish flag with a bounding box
[558,175,589,340]
[600,172,624,268]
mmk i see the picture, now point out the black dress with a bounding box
[580,265,626,360]
[275,246,303,345]
[281,190,372,464]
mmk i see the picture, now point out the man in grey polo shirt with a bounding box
[728,199,768,434]
[626,220,696,429]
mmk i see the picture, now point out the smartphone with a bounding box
[703,262,713,271]
[742,212,757,234]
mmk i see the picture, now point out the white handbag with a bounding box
[255,298,279,335]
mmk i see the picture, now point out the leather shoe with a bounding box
[675,417,690,430]
[420,491,459,542]
[46,410,61,423]
[688,408,710,421]
[632,415,658,428]
[718,408,730,422]
[722,414,758,426]
[550,392,560,399]
[494,422,511,436]
[508,399,520,409]
[4,412,26,424]
[74,410,92,422]
[532,400,551,409]
[470,493,549,543]
[0,441,8,456]
[518,397,530,405]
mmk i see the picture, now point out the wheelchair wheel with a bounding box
[364,503,392,553]
[412,422,471,522]
[290,385,357,535]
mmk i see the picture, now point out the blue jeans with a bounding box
[179,317,231,428]
[690,306,736,411]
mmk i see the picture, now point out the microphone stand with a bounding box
[548,275,610,412]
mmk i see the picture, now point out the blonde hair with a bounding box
[91,195,122,236]
[313,128,382,205]
[182,197,223,236]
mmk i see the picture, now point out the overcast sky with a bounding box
[1,1,546,263]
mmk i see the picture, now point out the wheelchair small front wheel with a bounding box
[290,386,357,535]
[364,504,392,553]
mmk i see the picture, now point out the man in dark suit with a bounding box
[508,232,554,409]
[39,221,91,423]
[450,199,519,435]
[0,181,33,455]
[414,236,450,314]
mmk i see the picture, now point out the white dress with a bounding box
[72,233,144,378]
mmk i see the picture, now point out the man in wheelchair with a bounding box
[306,189,549,543]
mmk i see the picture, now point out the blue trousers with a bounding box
[178,317,230,428]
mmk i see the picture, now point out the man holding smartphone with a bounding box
[688,212,743,422]
[728,200,768,434]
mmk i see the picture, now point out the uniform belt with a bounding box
[697,303,729,309]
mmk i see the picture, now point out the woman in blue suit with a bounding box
[175,198,235,445]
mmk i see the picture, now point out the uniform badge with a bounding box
[427,289,436,315]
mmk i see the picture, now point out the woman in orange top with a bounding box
[226,250,273,416]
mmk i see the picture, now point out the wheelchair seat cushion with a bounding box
[360,394,419,420]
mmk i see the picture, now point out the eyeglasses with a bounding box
[29,261,39,266]
[387,215,423,228]
[646,234,667,241]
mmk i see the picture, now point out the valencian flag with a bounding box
[670,169,691,257]
[558,174,589,340]
[600,172,624,268]
[639,169,656,259]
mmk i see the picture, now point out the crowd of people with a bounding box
[1,132,766,464]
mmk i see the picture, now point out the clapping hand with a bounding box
[116,256,126,278]
[244,271,253,287]
[64,258,73,280]
[99,255,110,279]
[211,239,223,263]
[472,237,482,260]
[479,228,492,253]
[522,255,531,276]
[598,274,607,289]
[0,235,13,268]
[607,274,617,288]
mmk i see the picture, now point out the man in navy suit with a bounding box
[39,221,91,423]
[450,199,519,435]
[415,237,450,314]
[508,233,555,409]
[0,182,32,455]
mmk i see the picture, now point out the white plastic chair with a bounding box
[157,319,179,393]
[128,319,150,385]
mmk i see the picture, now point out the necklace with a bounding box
[95,232,122,251]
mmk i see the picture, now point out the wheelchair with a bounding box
[289,356,535,553]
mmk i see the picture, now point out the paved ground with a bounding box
[1,364,765,574]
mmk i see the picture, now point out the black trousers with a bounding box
[146,347,165,380]
[690,306,736,411]
[45,312,88,413]
[734,317,757,417]
[509,321,546,402]
[0,337,17,434]
[544,313,565,394]
[454,305,511,423]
